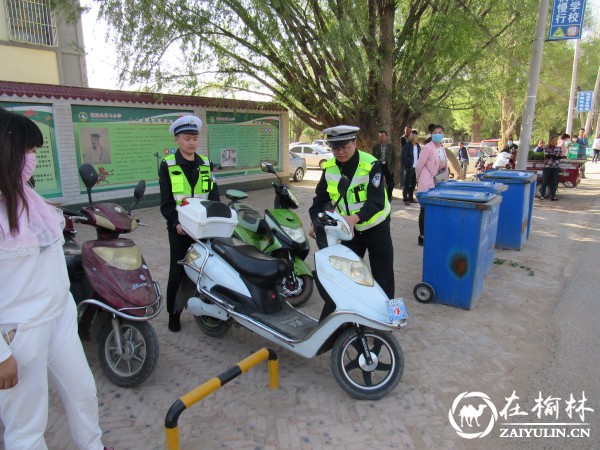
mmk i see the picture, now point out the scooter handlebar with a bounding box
[62,209,89,222]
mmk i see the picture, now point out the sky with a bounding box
[80,0,600,92]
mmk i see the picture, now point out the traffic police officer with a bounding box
[308,125,395,304]
[159,115,220,332]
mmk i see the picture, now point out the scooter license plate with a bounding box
[386,298,408,323]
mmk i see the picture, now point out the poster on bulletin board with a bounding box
[206,111,280,176]
[71,106,192,192]
[0,102,62,198]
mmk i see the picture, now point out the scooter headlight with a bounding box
[328,256,374,286]
[281,225,307,244]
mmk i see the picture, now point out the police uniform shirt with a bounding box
[159,150,220,232]
[309,149,387,226]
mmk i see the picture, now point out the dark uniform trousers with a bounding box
[343,218,395,299]
[167,230,194,314]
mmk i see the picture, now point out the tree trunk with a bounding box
[471,110,482,142]
[379,1,396,184]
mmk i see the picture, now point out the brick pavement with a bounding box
[2,166,600,450]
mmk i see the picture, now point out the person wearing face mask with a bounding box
[415,125,445,246]
[501,136,514,154]
[0,109,112,450]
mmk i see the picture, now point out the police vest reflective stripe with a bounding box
[322,150,391,231]
[164,154,213,205]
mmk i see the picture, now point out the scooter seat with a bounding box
[233,203,269,234]
[211,238,288,286]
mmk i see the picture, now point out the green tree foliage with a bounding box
[68,0,527,145]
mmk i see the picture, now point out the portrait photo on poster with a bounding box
[220,148,237,168]
[81,128,111,165]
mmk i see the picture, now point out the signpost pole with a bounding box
[566,39,580,136]
[516,0,550,170]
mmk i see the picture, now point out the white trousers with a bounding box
[0,300,104,450]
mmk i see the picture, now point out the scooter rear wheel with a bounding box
[194,314,233,337]
[331,328,403,400]
[98,320,159,387]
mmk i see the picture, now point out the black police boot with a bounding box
[168,312,181,332]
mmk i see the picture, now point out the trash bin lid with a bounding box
[438,180,509,192]
[480,170,537,182]
[420,189,497,203]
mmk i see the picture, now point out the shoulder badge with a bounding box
[372,173,382,188]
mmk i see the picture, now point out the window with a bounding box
[5,0,57,46]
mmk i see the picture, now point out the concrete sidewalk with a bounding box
[5,164,600,450]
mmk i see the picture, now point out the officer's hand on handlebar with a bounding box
[344,214,360,235]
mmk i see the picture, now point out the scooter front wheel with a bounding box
[331,328,403,400]
[98,320,159,387]
[280,274,314,307]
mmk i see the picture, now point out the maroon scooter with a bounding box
[62,164,161,387]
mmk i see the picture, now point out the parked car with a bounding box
[442,137,454,148]
[289,151,306,182]
[449,143,497,175]
[290,143,334,169]
[312,139,331,150]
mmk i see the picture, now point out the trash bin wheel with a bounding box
[413,283,434,303]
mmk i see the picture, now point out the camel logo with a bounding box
[449,391,498,439]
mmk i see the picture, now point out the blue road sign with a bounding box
[577,91,593,113]
[548,0,587,40]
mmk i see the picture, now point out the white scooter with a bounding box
[175,172,408,400]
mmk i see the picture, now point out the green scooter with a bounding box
[225,162,313,306]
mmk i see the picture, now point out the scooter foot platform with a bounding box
[251,303,318,340]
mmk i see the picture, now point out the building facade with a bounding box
[0,0,87,86]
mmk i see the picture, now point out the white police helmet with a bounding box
[170,115,202,136]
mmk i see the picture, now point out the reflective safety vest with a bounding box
[322,150,391,231]
[164,153,214,205]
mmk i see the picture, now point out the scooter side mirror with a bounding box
[328,175,351,212]
[129,180,146,212]
[338,175,350,197]
[134,180,146,201]
[261,161,283,187]
[79,164,98,206]
[260,162,276,174]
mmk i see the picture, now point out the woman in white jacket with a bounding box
[0,109,111,450]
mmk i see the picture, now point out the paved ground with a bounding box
[3,164,600,450]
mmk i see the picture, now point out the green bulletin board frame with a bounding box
[0,102,62,198]
[71,106,192,193]
[206,111,280,176]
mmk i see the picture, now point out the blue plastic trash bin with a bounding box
[416,189,502,310]
[480,171,537,250]
[436,180,506,273]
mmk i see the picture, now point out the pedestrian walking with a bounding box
[401,130,420,205]
[539,135,562,201]
[592,133,600,163]
[415,124,444,246]
[457,141,469,179]
[371,130,396,200]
